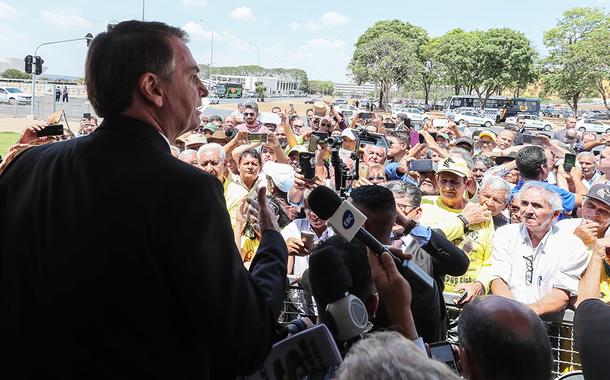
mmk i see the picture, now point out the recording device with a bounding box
[299,152,316,180]
[409,159,435,173]
[409,130,419,148]
[383,122,396,130]
[324,136,342,149]
[308,135,320,153]
[83,112,91,120]
[312,131,329,140]
[522,134,543,146]
[429,341,460,374]
[357,130,389,149]
[301,231,315,251]
[307,186,434,288]
[358,165,369,180]
[247,133,268,143]
[36,124,64,137]
[563,153,576,172]
[308,246,369,342]
[359,112,372,120]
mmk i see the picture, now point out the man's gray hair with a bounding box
[577,151,595,160]
[385,180,422,207]
[518,181,563,212]
[450,148,474,169]
[197,143,226,162]
[336,331,460,380]
[481,176,512,203]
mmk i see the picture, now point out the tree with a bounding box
[542,7,609,115]
[1,68,30,79]
[255,82,266,101]
[308,80,334,95]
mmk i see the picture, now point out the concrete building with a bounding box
[333,82,376,97]
[207,73,302,96]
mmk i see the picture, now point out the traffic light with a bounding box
[24,55,33,74]
[34,56,44,75]
[85,33,93,47]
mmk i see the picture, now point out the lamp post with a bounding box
[30,33,93,118]
[198,20,214,91]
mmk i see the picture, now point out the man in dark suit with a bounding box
[0,21,287,379]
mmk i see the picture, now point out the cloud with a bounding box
[0,1,18,19]
[230,6,255,22]
[41,10,92,30]
[181,0,207,6]
[289,21,301,31]
[304,21,322,31]
[321,11,348,26]
[182,21,216,40]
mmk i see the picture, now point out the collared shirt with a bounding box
[235,122,270,134]
[582,170,602,190]
[157,131,171,150]
[233,173,266,199]
[281,218,334,277]
[488,223,589,304]
[222,173,249,230]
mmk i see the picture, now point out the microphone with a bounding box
[308,246,369,342]
[307,186,434,288]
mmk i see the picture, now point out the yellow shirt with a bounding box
[420,196,495,292]
[223,174,248,231]
[601,260,610,304]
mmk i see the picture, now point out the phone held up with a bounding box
[36,124,64,138]
[429,341,460,374]
[247,133,268,144]
[299,152,316,180]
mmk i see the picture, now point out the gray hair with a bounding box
[518,182,563,212]
[450,148,474,169]
[385,180,422,207]
[197,143,226,162]
[178,149,198,161]
[481,176,512,203]
[336,331,460,380]
[577,151,595,160]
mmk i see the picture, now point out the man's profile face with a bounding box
[599,148,610,173]
[163,37,208,138]
[199,150,225,180]
[581,198,610,231]
[519,188,557,233]
[437,172,467,203]
[387,137,404,158]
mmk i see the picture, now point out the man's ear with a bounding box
[459,346,472,378]
[137,72,165,108]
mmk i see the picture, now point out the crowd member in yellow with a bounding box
[419,156,495,304]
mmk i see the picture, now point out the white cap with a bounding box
[341,128,356,141]
[262,161,295,193]
[259,112,281,126]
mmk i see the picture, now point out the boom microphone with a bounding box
[307,186,434,288]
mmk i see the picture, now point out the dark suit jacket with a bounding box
[0,115,287,379]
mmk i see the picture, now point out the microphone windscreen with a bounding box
[308,246,352,306]
[307,186,342,220]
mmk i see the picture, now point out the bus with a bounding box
[443,95,540,121]
[214,83,243,98]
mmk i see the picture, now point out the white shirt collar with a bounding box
[157,131,171,149]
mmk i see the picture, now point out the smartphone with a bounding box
[429,341,460,374]
[563,153,576,172]
[522,134,543,146]
[455,291,468,305]
[83,112,91,120]
[358,164,369,180]
[359,112,372,120]
[247,133,268,143]
[36,124,64,137]
[383,122,396,130]
[409,159,434,173]
[301,231,315,251]
[308,135,320,153]
[409,130,419,148]
[312,131,329,140]
[299,152,316,180]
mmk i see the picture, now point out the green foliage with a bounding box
[542,7,610,113]
[0,132,20,159]
[308,80,334,95]
[255,82,266,99]
[1,68,30,79]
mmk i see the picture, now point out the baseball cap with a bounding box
[586,184,610,208]
[341,128,357,141]
[185,133,207,148]
[436,156,471,178]
[202,123,218,133]
[262,161,295,193]
[454,137,474,149]
[208,130,229,143]
[288,145,307,155]
[479,131,497,142]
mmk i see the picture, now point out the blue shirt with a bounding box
[385,162,418,186]
[511,180,576,213]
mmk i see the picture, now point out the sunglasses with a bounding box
[320,123,330,127]
[243,112,256,116]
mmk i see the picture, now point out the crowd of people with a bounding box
[1,20,609,380]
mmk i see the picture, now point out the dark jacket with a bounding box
[0,115,287,379]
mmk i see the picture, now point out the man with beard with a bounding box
[236,102,270,133]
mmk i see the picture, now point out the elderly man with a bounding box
[235,102,270,133]
[0,20,287,379]
[479,176,511,228]
[595,146,610,185]
[420,157,495,304]
[476,131,496,156]
[496,129,515,151]
[178,148,201,168]
[553,117,580,145]
[223,114,236,129]
[489,183,589,315]
[578,151,601,189]
[363,144,387,165]
[198,143,248,229]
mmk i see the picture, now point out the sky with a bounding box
[0,0,608,82]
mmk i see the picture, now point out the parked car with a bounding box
[505,114,553,131]
[0,87,32,105]
[304,98,316,104]
[583,112,610,121]
[576,119,610,134]
[335,104,358,113]
[333,99,347,106]
[392,107,428,123]
[454,110,495,127]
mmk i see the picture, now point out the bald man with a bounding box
[458,296,552,380]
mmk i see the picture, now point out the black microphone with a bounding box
[308,186,434,288]
[308,246,368,341]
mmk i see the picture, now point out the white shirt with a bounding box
[488,223,589,304]
[281,218,334,278]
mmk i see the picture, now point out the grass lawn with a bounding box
[0,132,19,159]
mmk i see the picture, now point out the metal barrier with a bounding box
[279,286,582,379]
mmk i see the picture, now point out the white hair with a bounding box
[178,149,197,161]
[197,143,226,162]
[336,331,460,380]
[481,176,512,203]
[577,151,595,160]
[518,182,563,212]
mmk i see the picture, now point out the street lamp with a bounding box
[30,33,94,118]
[198,20,214,91]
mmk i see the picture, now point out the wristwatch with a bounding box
[457,215,469,232]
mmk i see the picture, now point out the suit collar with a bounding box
[96,114,171,154]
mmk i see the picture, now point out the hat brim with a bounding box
[436,168,469,178]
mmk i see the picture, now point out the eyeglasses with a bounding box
[523,256,533,285]
[367,176,386,181]
[518,122,526,125]
[396,203,416,214]
[320,123,330,127]
[243,112,256,116]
